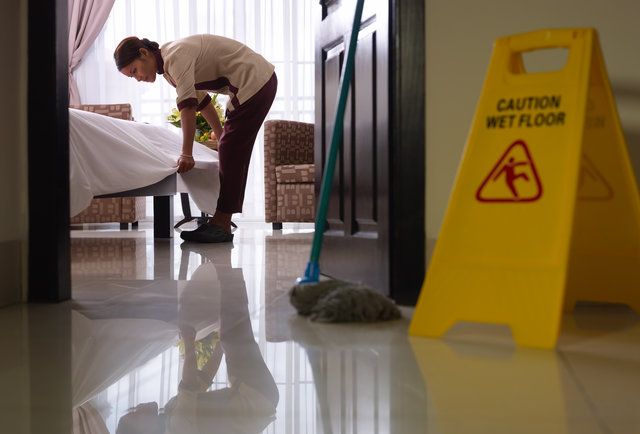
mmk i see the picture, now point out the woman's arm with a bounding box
[177,106,197,173]
[200,103,224,140]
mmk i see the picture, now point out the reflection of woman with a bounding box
[114,35,277,243]
[116,245,279,434]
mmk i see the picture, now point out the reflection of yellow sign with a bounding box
[410,28,640,348]
[409,337,573,433]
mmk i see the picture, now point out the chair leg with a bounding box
[272,222,283,230]
[120,223,129,230]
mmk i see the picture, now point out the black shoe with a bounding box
[178,223,209,238]
[180,224,234,243]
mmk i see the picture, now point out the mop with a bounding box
[289,0,401,323]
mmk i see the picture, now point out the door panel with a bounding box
[322,40,346,231]
[315,0,424,303]
[316,1,389,293]
[353,22,378,234]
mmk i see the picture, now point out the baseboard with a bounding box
[0,240,21,307]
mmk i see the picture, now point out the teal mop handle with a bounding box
[309,0,365,266]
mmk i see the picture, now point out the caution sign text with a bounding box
[486,95,567,129]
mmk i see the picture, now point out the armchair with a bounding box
[263,120,315,230]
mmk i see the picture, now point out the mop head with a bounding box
[290,279,401,323]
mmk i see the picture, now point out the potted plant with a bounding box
[167,94,225,150]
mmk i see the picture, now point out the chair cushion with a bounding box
[275,164,315,184]
[276,183,315,222]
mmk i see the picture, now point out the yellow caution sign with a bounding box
[410,28,640,348]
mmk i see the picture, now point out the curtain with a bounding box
[74,0,317,221]
[68,0,116,105]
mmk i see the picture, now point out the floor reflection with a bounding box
[72,242,281,433]
[71,237,148,280]
[3,227,637,433]
[410,304,640,434]
[68,231,428,434]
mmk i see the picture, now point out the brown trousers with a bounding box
[216,73,278,214]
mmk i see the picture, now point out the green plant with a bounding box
[167,94,225,143]
[176,331,219,370]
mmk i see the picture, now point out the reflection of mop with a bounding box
[290,0,400,323]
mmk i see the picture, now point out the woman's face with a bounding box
[119,49,157,83]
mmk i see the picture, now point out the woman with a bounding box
[114,34,277,243]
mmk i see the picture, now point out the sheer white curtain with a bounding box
[75,0,316,221]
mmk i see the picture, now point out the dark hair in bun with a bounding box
[114,36,160,70]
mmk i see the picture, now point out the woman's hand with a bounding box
[176,154,195,173]
[200,103,224,141]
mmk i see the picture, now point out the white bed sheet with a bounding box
[69,108,219,217]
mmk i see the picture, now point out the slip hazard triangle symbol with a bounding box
[578,155,614,201]
[476,140,543,202]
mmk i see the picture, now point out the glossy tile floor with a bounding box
[1,222,639,433]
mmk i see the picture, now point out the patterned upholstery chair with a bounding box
[69,104,146,229]
[263,120,315,229]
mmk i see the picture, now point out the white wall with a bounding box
[425,0,640,242]
[0,0,28,306]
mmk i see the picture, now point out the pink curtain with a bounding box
[68,0,115,105]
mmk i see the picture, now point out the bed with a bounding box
[69,107,220,237]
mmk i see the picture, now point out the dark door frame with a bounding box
[389,0,425,305]
[28,0,71,302]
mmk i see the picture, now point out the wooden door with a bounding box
[315,0,425,304]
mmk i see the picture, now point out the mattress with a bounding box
[69,108,219,217]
